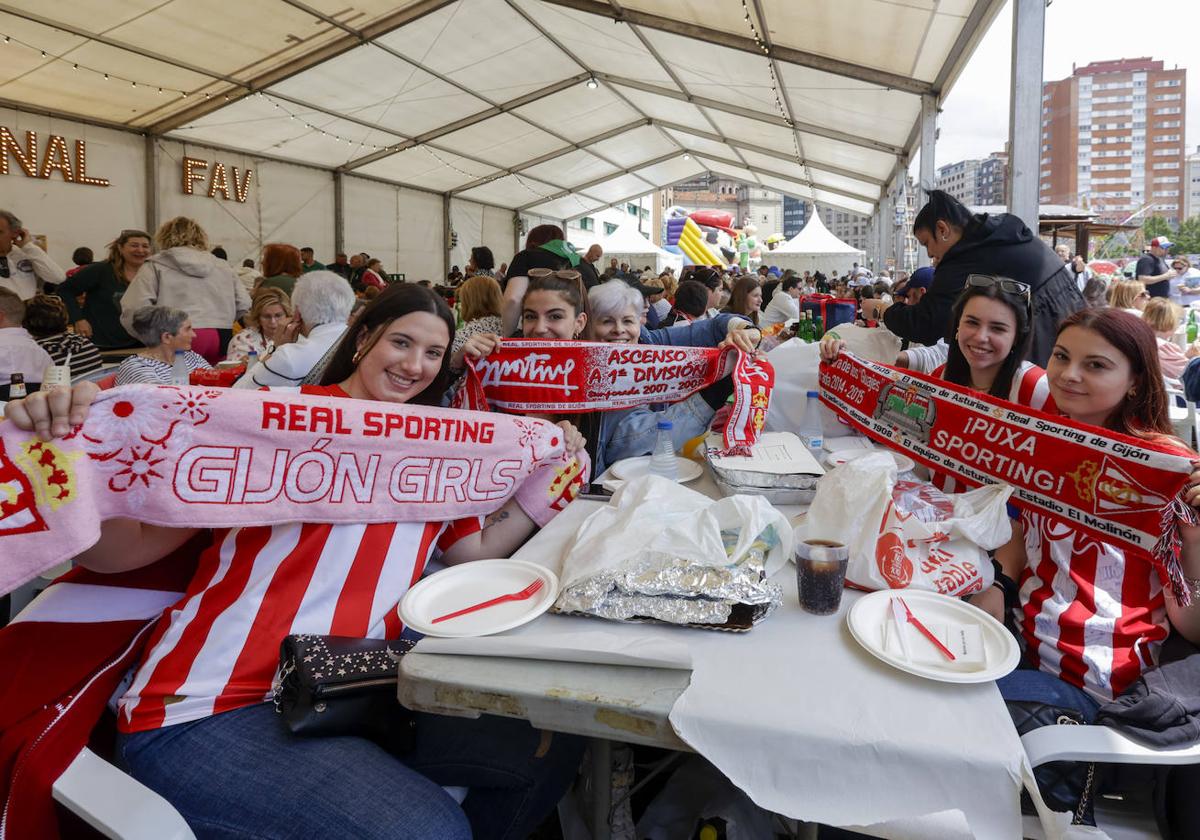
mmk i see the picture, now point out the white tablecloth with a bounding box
[421,482,1081,839]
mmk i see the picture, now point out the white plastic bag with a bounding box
[800,452,1011,597]
[556,475,792,627]
[765,325,901,440]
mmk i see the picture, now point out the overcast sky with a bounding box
[934,0,1200,168]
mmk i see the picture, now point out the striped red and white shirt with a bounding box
[117,385,482,733]
[930,361,1056,494]
[1018,511,1169,702]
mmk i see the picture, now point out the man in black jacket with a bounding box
[876,193,1085,366]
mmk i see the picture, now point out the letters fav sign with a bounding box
[0,127,109,186]
[454,340,774,450]
[182,156,253,202]
[819,353,1197,597]
[0,385,580,595]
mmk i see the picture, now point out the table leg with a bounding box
[589,737,612,840]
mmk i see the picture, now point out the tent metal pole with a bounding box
[144,134,159,235]
[443,194,451,283]
[1007,0,1046,230]
[917,95,937,268]
[334,171,345,256]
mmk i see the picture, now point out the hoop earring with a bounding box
[941,235,948,241]
[352,349,364,365]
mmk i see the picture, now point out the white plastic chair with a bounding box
[52,747,196,840]
[1019,724,1200,840]
[1164,382,1198,449]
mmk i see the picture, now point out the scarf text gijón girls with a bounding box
[0,385,587,595]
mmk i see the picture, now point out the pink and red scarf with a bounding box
[0,385,588,595]
[452,339,774,450]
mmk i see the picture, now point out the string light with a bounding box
[1,31,213,100]
[739,0,817,204]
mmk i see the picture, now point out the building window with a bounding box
[626,203,638,215]
[604,222,618,235]
[579,217,594,231]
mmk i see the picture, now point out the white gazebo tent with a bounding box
[766,211,865,276]
[578,224,682,274]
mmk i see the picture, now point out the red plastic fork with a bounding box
[897,596,957,661]
[431,579,546,624]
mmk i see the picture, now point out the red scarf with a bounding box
[820,353,1197,602]
[453,340,774,450]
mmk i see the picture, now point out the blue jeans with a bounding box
[116,702,584,840]
[997,666,1100,722]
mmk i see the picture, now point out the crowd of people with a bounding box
[5,187,1200,835]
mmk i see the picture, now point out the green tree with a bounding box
[1173,216,1200,255]
[1141,215,1173,243]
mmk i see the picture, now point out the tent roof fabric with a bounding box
[774,211,864,255]
[583,222,675,259]
[0,0,1005,216]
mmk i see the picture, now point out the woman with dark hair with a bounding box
[466,246,496,278]
[661,280,709,326]
[967,308,1200,823]
[500,225,579,334]
[876,189,1084,366]
[257,243,303,298]
[22,294,103,377]
[55,229,150,349]
[5,282,586,839]
[824,275,1052,490]
[723,277,762,326]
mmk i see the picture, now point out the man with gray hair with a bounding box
[234,270,355,388]
[0,210,66,300]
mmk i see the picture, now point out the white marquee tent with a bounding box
[0,0,1006,276]
[767,210,865,275]
[578,223,682,274]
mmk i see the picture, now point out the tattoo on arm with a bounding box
[484,509,511,528]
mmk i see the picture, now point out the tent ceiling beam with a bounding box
[515,150,681,212]
[609,2,758,177]
[597,73,905,158]
[539,0,933,96]
[0,3,241,91]
[498,0,673,179]
[145,0,459,134]
[654,121,885,187]
[340,72,591,170]
[748,0,817,204]
[282,0,632,180]
[695,153,878,205]
[449,118,652,194]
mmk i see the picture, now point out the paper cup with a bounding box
[42,364,72,388]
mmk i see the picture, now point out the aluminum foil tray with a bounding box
[710,472,816,505]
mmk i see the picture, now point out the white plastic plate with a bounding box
[847,588,1020,684]
[610,455,704,483]
[825,448,916,473]
[399,559,559,638]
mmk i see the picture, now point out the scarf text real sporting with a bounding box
[0,385,587,595]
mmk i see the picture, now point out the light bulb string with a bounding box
[738,0,817,204]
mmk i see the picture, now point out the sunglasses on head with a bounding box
[527,268,582,282]
[966,273,1030,300]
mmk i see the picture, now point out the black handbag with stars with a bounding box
[273,634,418,754]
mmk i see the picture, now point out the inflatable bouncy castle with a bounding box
[663,208,766,269]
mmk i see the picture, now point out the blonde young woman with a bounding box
[227,287,293,360]
[1108,279,1149,315]
[119,217,251,363]
[1142,297,1200,379]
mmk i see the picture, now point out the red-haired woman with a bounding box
[257,243,303,298]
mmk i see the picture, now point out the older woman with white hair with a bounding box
[115,305,213,385]
[587,279,758,473]
[234,270,356,388]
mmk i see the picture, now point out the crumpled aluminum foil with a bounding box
[555,526,784,628]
